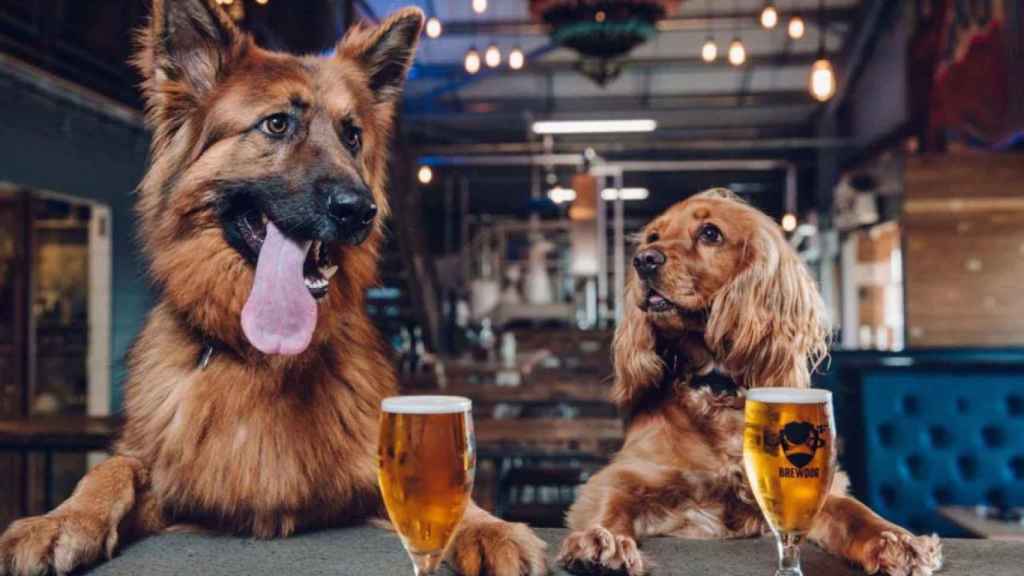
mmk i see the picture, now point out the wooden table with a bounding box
[0,416,119,510]
[82,526,1024,575]
[939,506,1024,541]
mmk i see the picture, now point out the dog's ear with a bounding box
[135,0,243,106]
[704,222,829,388]
[611,275,666,409]
[340,7,425,103]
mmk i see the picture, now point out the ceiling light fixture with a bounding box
[417,166,434,185]
[548,186,577,204]
[702,36,718,63]
[810,58,836,102]
[509,47,525,70]
[425,17,442,39]
[760,2,779,29]
[601,188,650,201]
[700,1,717,63]
[464,47,481,74]
[531,119,657,135]
[809,0,835,102]
[728,38,746,66]
[788,15,805,39]
[484,44,501,68]
[472,0,487,15]
[781,213,798,232]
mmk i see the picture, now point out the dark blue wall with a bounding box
[0,67,151,410]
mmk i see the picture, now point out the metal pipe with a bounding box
[415,52,838,76]
[415,138,853,156]
[434,8,856,36]
[612,170,626,323]
[785,164,798,215]
[596,172,608,327]
[419,154,585,167]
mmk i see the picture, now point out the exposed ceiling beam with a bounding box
[405,91,817,116]
[415,138,853,156]
[413,51,839,78]
[433,7,857,36]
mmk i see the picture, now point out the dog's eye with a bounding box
[341,123,362,154]
[646,232,660,243]
[259,114,293,138]
[698,223,723,245]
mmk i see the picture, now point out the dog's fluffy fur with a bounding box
[557,190,942,576]
[0,2,545,575]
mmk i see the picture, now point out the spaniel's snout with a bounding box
[633,248,666,278]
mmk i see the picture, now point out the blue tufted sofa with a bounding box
[813,349,1024,536]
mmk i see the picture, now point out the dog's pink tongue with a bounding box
[241,221,316,355]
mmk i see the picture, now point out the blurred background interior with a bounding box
[0,0,1022,540]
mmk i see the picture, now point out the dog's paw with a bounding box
[0,511,114,576]
[557,526,648,576]
[863,531,942,576]
[448,518,548,576]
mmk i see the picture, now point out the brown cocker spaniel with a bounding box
[557,190,942,576]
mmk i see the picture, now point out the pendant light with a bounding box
[760,2,779,29]
[808,0,835,101]
[728,0,746,66]
[464,47,481,74]
[701,0,717,62]
[509,47,525,70]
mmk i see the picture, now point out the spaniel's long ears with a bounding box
[704,220,829,388]
[611,276,667,408]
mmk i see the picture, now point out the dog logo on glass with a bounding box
[779,421,827,469]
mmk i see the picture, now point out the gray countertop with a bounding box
[84,526,1022,576]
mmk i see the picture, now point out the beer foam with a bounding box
[381,395,472,414]
[745,388,832,404]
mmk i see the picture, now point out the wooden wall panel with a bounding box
[903,154,1024,347]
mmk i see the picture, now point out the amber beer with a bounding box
[743,389,835,576]
[378,396,475,576]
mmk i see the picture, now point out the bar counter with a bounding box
[84,525,1021,575]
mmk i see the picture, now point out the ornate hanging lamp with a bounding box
[529,0,683,86]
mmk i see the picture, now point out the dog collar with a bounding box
[198,344,215,370]
[689,367,740,397]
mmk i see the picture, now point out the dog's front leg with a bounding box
[556,462,671,576]
[0,455,151,576]
[809,495,942,576]
[446,501,549,576]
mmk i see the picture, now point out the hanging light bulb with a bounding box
[781,213,798,232]
[508,47,525,70]
[788,15,805,39]
[417,166,434,185]
[472,0,487,14]
[464,47,481,74]
[701,36,718,63]
[809,57,836,101]
[728,38,746,66]
[425,17,442,39]
[760,2,779,29]
[484,44,501,68]
[808,0,834,101]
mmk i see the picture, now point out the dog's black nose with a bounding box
[633,248,666,277]
[318,180,377,239]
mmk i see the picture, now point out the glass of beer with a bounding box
[378,396,476,575]
[743,389,836,576]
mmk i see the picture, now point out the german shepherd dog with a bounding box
[0,2,547,575]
